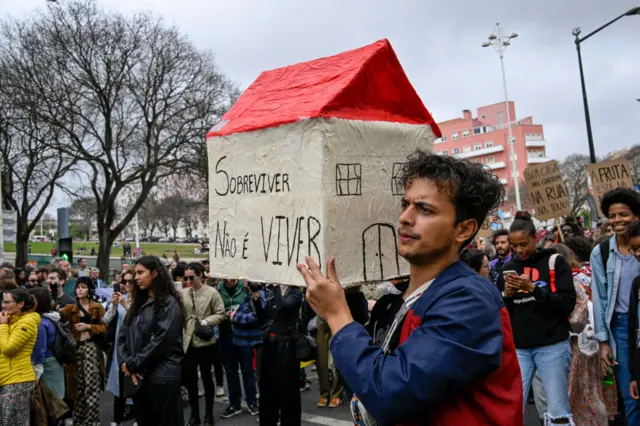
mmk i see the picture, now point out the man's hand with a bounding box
[74,323,90,332]
[297,257,353,334]
[0,312,8,325]
[632,381,639,400]
[600,342,617,377]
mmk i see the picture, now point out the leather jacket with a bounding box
[117,295,184,383]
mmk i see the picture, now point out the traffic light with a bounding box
[58,237,73,264]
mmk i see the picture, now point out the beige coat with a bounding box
[183,285,226,352]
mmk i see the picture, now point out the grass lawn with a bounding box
[4,241,208,259]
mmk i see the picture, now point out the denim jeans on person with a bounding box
[517,339,573,425]
[219,336,257,408]
[612,313,640,426]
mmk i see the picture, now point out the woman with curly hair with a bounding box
[118,256,185,426]
[60,276,106,426]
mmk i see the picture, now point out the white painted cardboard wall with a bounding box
[207,117,435,286]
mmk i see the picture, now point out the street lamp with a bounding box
[483,23,522,211]
[574,5,640,164]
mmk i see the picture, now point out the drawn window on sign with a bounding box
[392,163,408,196]
[336,163,362,196]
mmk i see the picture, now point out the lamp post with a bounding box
[483,23,521,211]
[574,6,640,164]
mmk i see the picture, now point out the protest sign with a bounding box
[477,217,493,238]
[588,158,633,212]
[523,160,571,221]
[206,40,440,287]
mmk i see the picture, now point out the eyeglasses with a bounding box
[2,300,14,305]
[125,279,135,284]
[183,276,197,282]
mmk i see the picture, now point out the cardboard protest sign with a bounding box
[588,158,633,212]
[206,40,440,287]
[523,160,571,221]
[477,217,493,238]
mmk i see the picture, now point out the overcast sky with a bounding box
[3,0,639,206]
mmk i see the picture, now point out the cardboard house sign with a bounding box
[523,160,571,221]
[588,158,633,212]
[206,40,440,287]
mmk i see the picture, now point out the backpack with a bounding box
[49,318,77,365]
[600,239,611,272]
[549,253,589,333]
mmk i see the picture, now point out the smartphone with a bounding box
[113,283,121,294]
[503,270,518,278]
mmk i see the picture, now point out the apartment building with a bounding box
[435,101,548,212]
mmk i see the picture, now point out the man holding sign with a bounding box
[298,151,523,426]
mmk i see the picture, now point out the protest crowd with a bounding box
[1,151,640,426]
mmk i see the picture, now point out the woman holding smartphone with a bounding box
[497,211,576,425]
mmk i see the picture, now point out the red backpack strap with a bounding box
[548,254,559,292]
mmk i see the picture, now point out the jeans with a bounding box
[185,345,216,420]
[517,340,573,424]
[612,313,640,425]
[219,337,257,408]
[259,337,301,426]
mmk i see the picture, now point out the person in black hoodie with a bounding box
[254,284,303,426]
[497,211,576,425]
[117,256,186,426]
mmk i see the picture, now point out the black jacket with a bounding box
[117,295,184,383]
[256,286,303,337]
[497,248,576,349]
[629,276,640,381]
[300,290,369,332]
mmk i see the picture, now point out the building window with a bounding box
[528,150,544,158]
[336,163,362,196]
[473,127,482,135]
[452,148,460,154]
[463,145,471,153]
[441,135,447,142]
[486,140,493,148]
[497,111,504,126]
[462,130,469,138]
[474,143,482,151]
[452,132,459,140]
[391,163,408,195]
[487,156,495,163]
[440,150,448,156]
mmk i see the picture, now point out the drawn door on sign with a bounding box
[362,223,400,281]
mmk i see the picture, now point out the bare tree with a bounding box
[0,0,237,277]
[0,95,76,266]
[506,181,534,212]
[69,197,97,240]
[625,144,640,187]
[561,154,590,216]
[137,195,159,238]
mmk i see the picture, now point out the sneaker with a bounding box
[109,423,120,426]
[329,397,343,408]
[248,404,259,416]
[317,396,328,407]
[204,415,214,426]
[221,406,242,419]
[216,386,225,397]
[187,416,201,426]
[300,381,311,392]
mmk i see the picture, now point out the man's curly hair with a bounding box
[401,150,505,235]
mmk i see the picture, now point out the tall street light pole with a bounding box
[483,23,521,211]
[573,5,640,164]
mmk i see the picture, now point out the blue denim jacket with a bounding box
[591,235,640,355]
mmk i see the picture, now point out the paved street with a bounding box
[98,367,541,425]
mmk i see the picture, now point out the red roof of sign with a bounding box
[207,39,441,138]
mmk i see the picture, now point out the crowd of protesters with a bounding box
[3,152,640,426]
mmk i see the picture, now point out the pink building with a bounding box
[435,101,548,214]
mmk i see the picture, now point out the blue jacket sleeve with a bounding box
[590,244,609,343]
[330,283,503,425]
